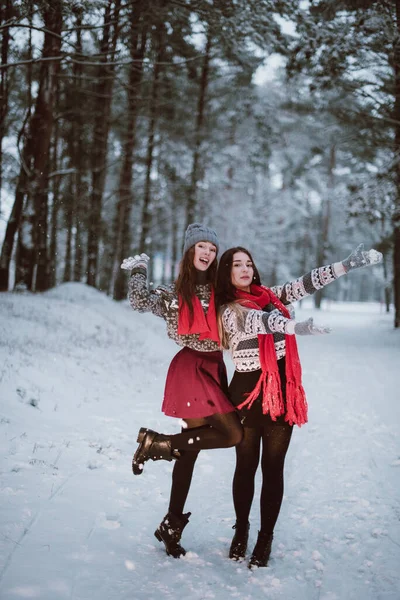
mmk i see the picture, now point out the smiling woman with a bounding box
[120,223,246,559]
[230,251,254,292]
[215,243,383,569]
[193,241,217,271]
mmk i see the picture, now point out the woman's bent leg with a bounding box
[132,412,242,475]
[169,411,243,450]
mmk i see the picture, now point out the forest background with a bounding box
[0,0,398,325]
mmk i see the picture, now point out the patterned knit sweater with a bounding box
[221,261,346,372]
[128,266,297,352]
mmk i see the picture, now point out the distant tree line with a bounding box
[0,0,397,326]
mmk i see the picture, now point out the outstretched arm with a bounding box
[261,311,330,336]
[222,305,330,338]
[121,254,168,317]
[270,244,383,304]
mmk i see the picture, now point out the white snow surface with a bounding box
[0,283,399,600]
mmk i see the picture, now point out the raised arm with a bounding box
[270,244,382,304]
[121,254,169,318]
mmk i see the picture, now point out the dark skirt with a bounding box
[229,358,288,427]
[162,347,236,419]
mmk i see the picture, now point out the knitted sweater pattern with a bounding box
[128,267,220,352]
[222,262,345,372]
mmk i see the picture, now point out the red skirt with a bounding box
[162,347,235,419]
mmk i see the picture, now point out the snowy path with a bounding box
[0,285,399,600]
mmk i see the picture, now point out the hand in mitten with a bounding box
[286,303,295,319]
[342,244,382,273]
[294,317,331,336]
[120,253,150,271]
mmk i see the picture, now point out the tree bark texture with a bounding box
[185,31,212,228]
[314,144,335,309]
[111,0,147,300]
[31,0,63,291]
[72,11,85,283]
[48,99,61,289]
[0,0,12,219]
[0,3,34,291]
[393,0,400,327]
[139,22,165,256]
[86,0,121,287]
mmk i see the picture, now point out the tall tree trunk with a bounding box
[48,95,61,289]
[63,178,74,282]
[0,164,30,290]
[86,0,121,287]
[111,1,147,300]
[139,23,165,255]
[32,0,63,291]
[314,145,335,309]
[0,0,12,219]
[72,9,85,283]
[170,169,180,283]
[0,3,34,292]
[12,0,63,291]
[185,31,212,228]
[171,207,179,282]
[393,0,400,327]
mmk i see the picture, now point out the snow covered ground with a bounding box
[0,284,399,600]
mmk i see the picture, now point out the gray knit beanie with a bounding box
[183,222,219,254]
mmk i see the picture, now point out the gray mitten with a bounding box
[294,317,331,336]
[342,244,382,273]
[121,253,150,271]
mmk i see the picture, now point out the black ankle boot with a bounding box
[248,531,273,568]
[154,512,191,558]
[229,522,250,560]
[132,428,180,475]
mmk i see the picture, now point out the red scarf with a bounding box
[177,287,220,344]
[235,284,308,427]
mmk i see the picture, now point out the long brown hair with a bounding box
[215,247,261,349]
[175,245,218,323]
[215,246,261,311]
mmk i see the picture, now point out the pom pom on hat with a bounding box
[183,223,219,254]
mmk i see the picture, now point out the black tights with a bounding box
[232,419,293,535]
[168,413,243,516]
[168,448,200,515]
[170,411,243,451]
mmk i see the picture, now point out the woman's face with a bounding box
[231,251,254,292]
[193,241,217,271]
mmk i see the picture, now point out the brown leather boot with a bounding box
[132,428,180,475]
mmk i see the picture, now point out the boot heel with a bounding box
[154,529,162,542]
[136,427,148,443]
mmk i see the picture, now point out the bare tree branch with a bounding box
[0,51,213,70]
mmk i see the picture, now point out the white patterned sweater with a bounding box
[221,261,346,372]
[128,267,299,352]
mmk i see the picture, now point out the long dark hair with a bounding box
[175,245,218,322]
[215,246,261,312]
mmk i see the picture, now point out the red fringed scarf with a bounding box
[235,285,308,427]
[177,288,220,344]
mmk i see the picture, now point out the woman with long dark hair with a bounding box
[215,244,382,568]
[121,224,315,559]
